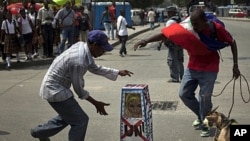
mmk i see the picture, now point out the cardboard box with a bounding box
[120,84,153,141]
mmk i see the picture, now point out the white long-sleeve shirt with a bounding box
[40,42,119,102]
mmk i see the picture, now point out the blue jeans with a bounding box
[59,26,74,53]
[31,97,89,141]
[149,21,154,30]
[167,46,184,81]
[110,23,115,40]
[179,69,217,121]
[103,22,111,39]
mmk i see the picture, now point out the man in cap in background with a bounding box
[31,30,133,141]
[158,6,184,83]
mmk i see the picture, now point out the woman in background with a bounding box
[1,11,21,70]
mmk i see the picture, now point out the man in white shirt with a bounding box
[116,9,135,57]
[31,30,133,141]
[147,8,155,30]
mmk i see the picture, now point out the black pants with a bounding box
[41,24,54,57]
[0,43,6,61]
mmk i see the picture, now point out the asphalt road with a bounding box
[0,19,250,141]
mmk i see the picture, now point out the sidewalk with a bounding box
[2,16,248,70]
[0,24,157,70]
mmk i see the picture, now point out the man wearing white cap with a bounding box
[31,30,133,141]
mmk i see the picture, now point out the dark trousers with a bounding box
[0,43,6,61]
[119,35,128,55]
[41,24,54,57]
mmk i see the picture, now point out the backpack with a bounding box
[80,14,89,31]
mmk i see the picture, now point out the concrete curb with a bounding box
[219,17,250,22]
[0,25,157,70]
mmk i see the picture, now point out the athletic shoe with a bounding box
[31,129,50,141]
[200,126,211,137]
[192,119,202,130]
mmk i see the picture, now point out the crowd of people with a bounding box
[0,0,94,70]
[0,0,168,70]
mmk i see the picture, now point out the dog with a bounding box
[205,107,238,141]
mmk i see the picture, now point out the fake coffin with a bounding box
[120,84,153,141]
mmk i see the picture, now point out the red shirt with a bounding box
[108,5,116,22]
[162,22,233,72]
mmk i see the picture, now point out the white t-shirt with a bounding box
[147,10,155,22]
[117,15,128,36]
[18,16,32,34]
[1,20,17,34]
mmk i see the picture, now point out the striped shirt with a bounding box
[40,42,119,102]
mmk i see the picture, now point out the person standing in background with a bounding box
[165,7,184,83]
[1,11,21,70]
[72,5,80,43]
[87,4,94,30]
[79,6,91,42]
[51,5,61,55]
[108,1,116,40]
[101,6,111,40]
[18,8,34,61]
[139,9,145,26]
[37,0,54,58]
[29,4,39,58]
[147,8,155,30]
[55,1,75,53]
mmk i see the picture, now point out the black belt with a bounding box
[104,21,111,23]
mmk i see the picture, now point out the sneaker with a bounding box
[25,57,32,61]
[200,127,211,137]
[32,53,39,58]
[31,129,50,141]
[192,119,201,130]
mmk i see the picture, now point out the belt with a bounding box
[104,21,111,23]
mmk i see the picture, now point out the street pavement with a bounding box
[0,19,250,141]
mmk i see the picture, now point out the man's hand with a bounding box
[119,70,134,77]
[233,64,240,79]
[134,40,147,51]
[86,96,110,115]
[94,101,110,115]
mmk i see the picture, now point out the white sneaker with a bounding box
[32,53,39,58]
